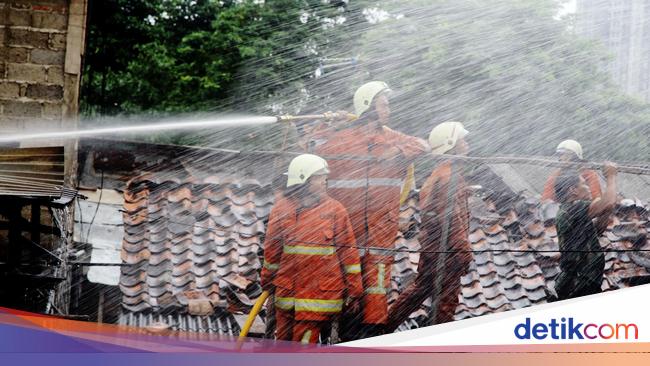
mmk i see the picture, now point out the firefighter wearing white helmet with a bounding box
[428,121,469,155]
[353,81,390,117]
[541,139,602,201]
[556,139,583,161]
[306,81,430,340]
[261,152,363,344]
[387,121,472,331]
[286,153,329,187]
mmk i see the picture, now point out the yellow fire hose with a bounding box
[400,163,415,206]
[237,290,270,347]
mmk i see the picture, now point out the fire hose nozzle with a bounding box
[323,111,358,121]
[275,111,358,122]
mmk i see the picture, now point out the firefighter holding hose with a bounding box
[308,81,430,339]
[260,154,363,344]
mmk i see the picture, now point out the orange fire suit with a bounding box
[260,195,363,343]
[386,161,471,331]
[310,124,429,326]
[542,168,602,201]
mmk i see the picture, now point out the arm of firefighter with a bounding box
[334,206,363,298]
[300,121,328,152]
[541,171,559,202]
[588,162,617,218]
[301,117,347,153]
[385,127,431,160]
[583,169,603,200]
[419,169,446,247]
[421,166,449,218]
[261,206,284,290]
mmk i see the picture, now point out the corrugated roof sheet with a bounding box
[117,311,240,336]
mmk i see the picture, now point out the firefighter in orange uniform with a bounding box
[309,81,430,338]
[386,122,472,331]
[260,154,363,344]
[541,140,602,202]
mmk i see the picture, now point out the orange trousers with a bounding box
[275,309,327,344]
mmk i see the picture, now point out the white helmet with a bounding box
[556,139,583,160]
[353,81,390,117]
[428,121,469,155]
[286,154,330,187]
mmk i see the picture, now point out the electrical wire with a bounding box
[85,170,104,244]
[117,208,650,256]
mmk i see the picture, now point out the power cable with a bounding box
[117,208,650,256]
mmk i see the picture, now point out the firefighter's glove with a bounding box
[345,296,362,314]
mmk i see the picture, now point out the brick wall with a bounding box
[0,1,88,315]
[0,0,86,132]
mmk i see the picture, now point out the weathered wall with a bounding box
[0,0,87,185]
[0,1,87,315]
[0,0,85,124]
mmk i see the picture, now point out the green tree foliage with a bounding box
[81,0,649,160]
[81,0,367,115]
[353,0,650,160]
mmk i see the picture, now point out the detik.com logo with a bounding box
[514,317,638,340]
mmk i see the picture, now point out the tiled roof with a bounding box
[601,202,650,290]
[118,167,650,334]
[388,193,650,327]
[120,174,272,316]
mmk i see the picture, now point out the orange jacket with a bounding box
[542,169,602,202]
[419,161,472,267]
[312,124,429,252]
[310,123,429,325]
[260,195,363,321]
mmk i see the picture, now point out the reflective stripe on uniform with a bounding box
[365,263,389,295]
[275,297,295,310]
[263,260,279,271]
[283,245,335,256]
[295,298,344,313]
[328,178,403,189]
[301,330,313,345]
[365,287,388,295]
[367,248,394,256]
[344,263,361,274]
[275,297,344,313]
